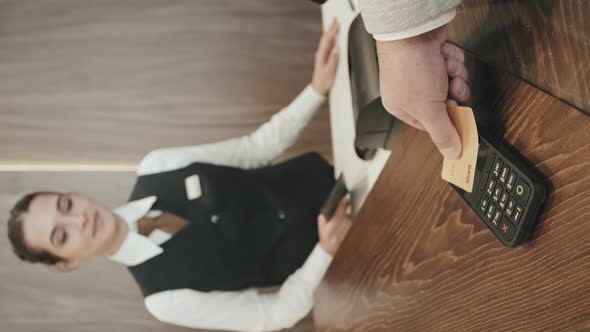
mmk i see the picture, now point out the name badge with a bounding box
[184,175,202,200]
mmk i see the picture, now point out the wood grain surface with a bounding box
[448,0,590,114]
[0,0,329,164]
[314,54,590,331]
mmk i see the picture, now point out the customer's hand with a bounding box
[376,26,470,159]
[318,197,352,256]
[311,20,340,97]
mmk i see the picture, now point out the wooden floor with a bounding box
[0,1,328,332]
[313,50,590,332]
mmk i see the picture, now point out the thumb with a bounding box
[417,102,462,159]
[318,214,328,228]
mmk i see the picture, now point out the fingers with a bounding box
[316,20,340,64]
[446,58,468,82]
[335,214,352,241]
[328,19,340,36]
[449,76,470,102]
[327,197,351,230]
[444,43,470,103]
[318,197,347,228]
[325,39,339,72]
[323,22,340,64]
[341,216,352,236]
[331,212,352,242]
[332,197,350,221]
[318,205,352,256]
[442,42,465,63]
[416,103,462,159]
[317,213,328,228]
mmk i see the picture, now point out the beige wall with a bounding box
[0,1,330,331]
[0,0,331,164]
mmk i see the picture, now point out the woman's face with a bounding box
[22,193,123,265]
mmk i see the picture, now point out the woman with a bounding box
[7,21,351,331]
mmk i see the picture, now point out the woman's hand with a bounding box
[311,20,340,97]
[318,196,352,256]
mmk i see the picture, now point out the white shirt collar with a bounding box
[108,196,164,266]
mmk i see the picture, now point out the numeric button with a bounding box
[479,196,489,213]
[505,198,516,217]
[499,165,510,184]
[492,187,501,202]
[498,191,509,210]
[506,171,517,191]
[486,178,496,197]
[492,210,502,228]
[492,159,503,178]
[486,204,496,222]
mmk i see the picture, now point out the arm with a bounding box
[359,0,462,41]
[145,244,333,332]
[357,0,470,160]
[137,86,325,174]
[137,24,340,175]
[144,198,352,332]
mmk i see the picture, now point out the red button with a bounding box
[498,217,516,242]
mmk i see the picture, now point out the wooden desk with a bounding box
[448,0,590,115]
[314,53,590,331]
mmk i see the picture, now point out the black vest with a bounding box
[127,152,334,297]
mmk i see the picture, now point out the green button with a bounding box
[514,178,530,205]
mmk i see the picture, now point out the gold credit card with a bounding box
[441,106,479,192]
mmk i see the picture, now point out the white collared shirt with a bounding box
[108,85,334,332]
